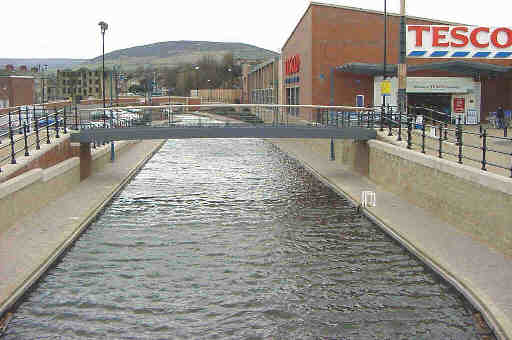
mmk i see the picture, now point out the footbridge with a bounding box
[69,104,377,144]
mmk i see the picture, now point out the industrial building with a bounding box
[56,69,113,101]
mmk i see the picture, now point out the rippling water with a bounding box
[6,138,479,339]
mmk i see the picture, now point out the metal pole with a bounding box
[102,30,106,128]
[397,0,407,117]
[23,123,29,156]
[9,124,16,164]
[46,109,50,144]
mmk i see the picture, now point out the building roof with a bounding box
[282,1,465,51]
[249,57,280,75]
[337,61,512,77]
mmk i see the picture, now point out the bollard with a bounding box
[438,124,443,158]
[34,113,40,150]
[25,106,30,133]
[421,122,426,154]
[23,123,29,157]
[457,117,463,164]
[64,107,67,134]
[74,105,78,130]
[407,116,412,149]
[46,109,50,144]
[387,108,392,136]
[9,124,16,164]
[55,111,60,138]
[18,109,23,134]
[330,137,335,161]
[397,110,402,141]
[380,105,384,131]
[481,129,487,171]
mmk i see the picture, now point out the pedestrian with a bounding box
[496,105,505,129]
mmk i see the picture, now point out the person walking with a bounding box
[496,105,505,129]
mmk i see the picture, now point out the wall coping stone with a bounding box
[368,139,512,196]
[42,157,79,182]
[0,169,43,200]
[0,135,71,181]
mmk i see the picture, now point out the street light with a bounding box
[41,64,48,105]
[98,21,108,128]
[207,79,211,102]
[193,66,200,98]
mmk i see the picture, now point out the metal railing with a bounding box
[0,107,73,172]
[382,105,512,178]
[3,102,510,179]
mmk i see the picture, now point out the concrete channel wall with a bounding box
[282,138,512,256]
[0,140,136,234]
[368,140,512,256]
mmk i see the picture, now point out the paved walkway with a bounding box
[269,138,512,340]
[0,139,166,320]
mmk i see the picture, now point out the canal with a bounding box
[5,137,480,339]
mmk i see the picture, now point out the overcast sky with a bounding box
[3,0,510,59]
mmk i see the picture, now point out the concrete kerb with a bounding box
[0,139,167,319]
[268,141,508,340]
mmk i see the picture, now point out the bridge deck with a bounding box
[70,126,377,143]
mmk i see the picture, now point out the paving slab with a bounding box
[0,139,166,318]
[269,138,512,340]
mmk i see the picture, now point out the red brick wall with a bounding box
[1,138,74,183]
[9,77,34,106]
[281,6,313,119]
[282,3,512,113]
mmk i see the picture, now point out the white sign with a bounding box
[407,25,512,59]
[407,77,474,93]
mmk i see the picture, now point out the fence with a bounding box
[2,102,511,179]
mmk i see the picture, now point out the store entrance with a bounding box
[408,93,452,122]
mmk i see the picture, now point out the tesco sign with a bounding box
[407,25,512,59]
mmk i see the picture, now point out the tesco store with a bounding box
[280,2,512,123]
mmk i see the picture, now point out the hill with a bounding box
[0,58,87,71]
[81,40,280,70]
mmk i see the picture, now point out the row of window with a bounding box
[61,87,100,94]
[251,88,275,104]
[60,71,101,77]
[61,79,100,85]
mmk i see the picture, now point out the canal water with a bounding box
[6,138,480,339]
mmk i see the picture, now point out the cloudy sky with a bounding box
[3,0,510,59]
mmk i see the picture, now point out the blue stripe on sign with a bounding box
[473,52,491,58]
[452,51,470,57]
[494,52,512,58]
[430,51,448,57]
[409,51,427,57]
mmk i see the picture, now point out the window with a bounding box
[286,87,300,115]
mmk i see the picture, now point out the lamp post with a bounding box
[207,79,211,102]
[98,21,108,128]
[193,66,200,99]
[397,0,407,116]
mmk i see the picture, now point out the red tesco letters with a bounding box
[408,25,512,49]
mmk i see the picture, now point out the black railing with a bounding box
[382,105,512,178]
[0,107,71,172]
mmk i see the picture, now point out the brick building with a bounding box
[280,2,512,122]
[0,76,35,107]
[57,69,113,100]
